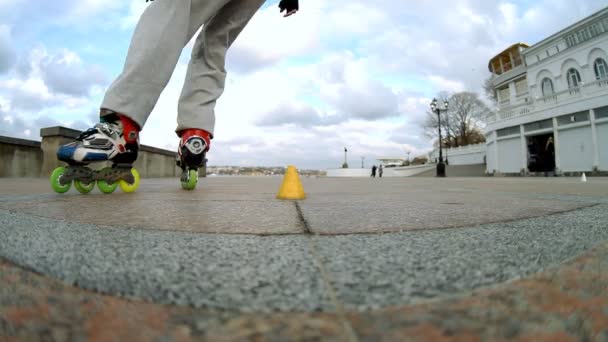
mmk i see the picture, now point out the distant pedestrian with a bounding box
[371,165,377,178]
[378,164,383,178]
[544,136,556,177]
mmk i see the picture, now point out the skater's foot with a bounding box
[177,128,211,170]
[57,113,140,165]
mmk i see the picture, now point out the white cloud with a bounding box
[121,0,148,30]
[0,25,15,74]
[102,1,608,166]
[2,0,607,167]
[428,75,466,93]
[39,50,106,97]
[227,0,323,72]
[0,46,104,140]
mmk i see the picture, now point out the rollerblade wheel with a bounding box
[181,169,198,190]
[119,168,140,193]
[74,180,95,194]
[50,167,72,194]
[97,167,118,194]
[97,180,118,194]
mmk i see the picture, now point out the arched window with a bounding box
[541,78,554,96]
[594,58,608,80]
[567,68,582,88]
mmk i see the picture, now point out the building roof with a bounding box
[487,43,530,72]
[523,6,608,55]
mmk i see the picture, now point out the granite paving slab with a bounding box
[1,241,606,341]
[312,204,608,311]
[2,203,607,314]
[1,177,607,341]
[345,241,608,341]
[0,210,332,312]
[0,177,598,235]
[0,258,354,341]
[299,192,587,234]
[0,196,303,234]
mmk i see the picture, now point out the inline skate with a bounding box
[176,129,210,190]
[50,113,141,194]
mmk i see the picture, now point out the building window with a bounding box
[541,78,554,96]
[565,20,607,49]
[594,58,608,80]
[567,68,582,88]
[595,106,608,120]
[497,126,520,137]
[515,78,528,95]
[557,111,590,126]
[589,23,602,36]
[576,31,584,43]
[565,35,576,48]
[524,119,553,132]
[498,86,510,102]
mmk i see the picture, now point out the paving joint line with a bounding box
[294,202,312,235]
[307,238,359,342]
[294,201,358,342]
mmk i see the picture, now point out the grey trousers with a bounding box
[101,0,266,135]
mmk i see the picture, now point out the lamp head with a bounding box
[430,98,437,111]
[443,101,449,109]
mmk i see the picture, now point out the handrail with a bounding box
[489,80,608,125]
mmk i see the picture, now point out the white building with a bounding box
[485,7,608,175]
[376,157,407,167]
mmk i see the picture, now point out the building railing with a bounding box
[486,79,608,124]
[491,64,527,87]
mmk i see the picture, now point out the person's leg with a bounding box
[101,0,232,129]
[176,0,266,137]
[57,0,233,167]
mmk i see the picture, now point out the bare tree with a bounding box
[483,76,498,106]
[449,92,490,146]
[423,91,490,147]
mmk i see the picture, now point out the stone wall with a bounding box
[428,144,487,166]
[326,164,436,177]
[1,126,204,178]
[0,136,43,177]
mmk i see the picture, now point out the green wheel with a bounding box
[119,168,140,193]
[97,180,118,194]
[50,167,71,194]
[97,167,118,194]
[181,169,198,190]
[74,180,95,194]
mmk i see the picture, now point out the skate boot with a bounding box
[176,129,210,190]
[50,113,141,194]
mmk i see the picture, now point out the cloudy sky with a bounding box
[1,0,606,169]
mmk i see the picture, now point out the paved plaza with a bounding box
[1,176,607,340]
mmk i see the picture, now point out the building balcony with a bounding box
[486,78,608,125]
[491,63,527,88]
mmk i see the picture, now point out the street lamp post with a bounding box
[444,110,449,165]
[361,156,365,168]
[430,98,449,177]
[342,147,349,168]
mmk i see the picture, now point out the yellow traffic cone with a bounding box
[277,165,306,200]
